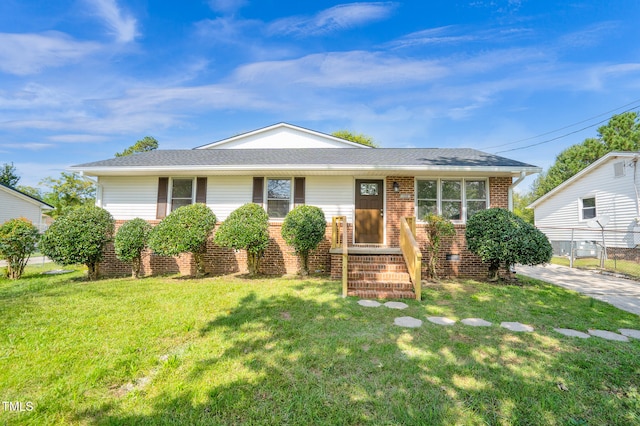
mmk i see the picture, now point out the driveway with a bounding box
[517,264,640,316]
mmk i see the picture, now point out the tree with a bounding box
[115,136,159,157]
[423,213,456,280]
[281,205,326,276]
[532,112,640,199]
[40,206,115,280]
[40,172,96,218]
[214,203,269,276]
[465,208,552,281]
[0,162,20,188]
[332,130,378,147]
[16,185,43,199]
[114,218,152,278]
[513,191,535,224]
[0,218,40,279]
[148,204,216,277]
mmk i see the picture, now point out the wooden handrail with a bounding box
[400,217,422,300]
[331,216,349,297]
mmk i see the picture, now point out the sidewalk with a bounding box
[517,263,640,316]
[0,256,52,268]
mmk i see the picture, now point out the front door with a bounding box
[355,179,384,244]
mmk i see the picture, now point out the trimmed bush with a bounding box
[281,205,326,276]
[423,213,456,280]
[0,218,40,279]
[465,208,552,281]
[148,204,216,276]
[114,218,152,278]
[40,206,115,280]
[214,203,269,276]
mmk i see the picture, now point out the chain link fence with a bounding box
[536,226,640,279]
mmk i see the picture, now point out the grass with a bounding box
[551,256,640,280]
[1,264,639,425]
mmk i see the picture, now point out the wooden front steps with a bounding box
[334,250,417,299]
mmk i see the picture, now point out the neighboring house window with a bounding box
[416,178,488,221]
[581,197,596,220]
[266,178,291,218]
[171,178,194,211]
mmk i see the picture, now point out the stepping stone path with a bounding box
[619,329,640,339]
[384,301,409,310]
[553,328,591,339]
[356,300,640,342]
[461,318,492,327]
[427,316,456,326]
[394,316,422,328]
[588,329,629,342]
[500,322,534,332]
[358,300,382,308]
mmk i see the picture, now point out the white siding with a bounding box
[306,176,354,222]
[209,127,361,149]
[100,176,158,220]
[207,176,253,221]
[534,157,640,248]
[0,189,42,225]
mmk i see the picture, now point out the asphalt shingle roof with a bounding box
[72,148,537,169]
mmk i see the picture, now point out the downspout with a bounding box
[633,156,640,223]
[508,171,527,212]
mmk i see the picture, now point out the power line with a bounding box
[494,104,640,154]
[483,98,640,150]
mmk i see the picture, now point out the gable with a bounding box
[196,123,369,149]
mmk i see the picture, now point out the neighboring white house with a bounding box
[529,151,640,255]
[0,183,53,230]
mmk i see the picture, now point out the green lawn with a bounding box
[1,265,639,425]
[551,256,640,280]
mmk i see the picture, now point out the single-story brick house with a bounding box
[70,123,540,298]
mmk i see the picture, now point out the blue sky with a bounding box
[1,1,640,190]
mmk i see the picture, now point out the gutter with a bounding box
[508,171,527,212]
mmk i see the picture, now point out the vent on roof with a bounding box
[614,161,625,178]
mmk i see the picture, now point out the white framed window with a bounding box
[170,178,194,212]
[581,197,596,220]
[416,178,489,222]
[266,178,292,218]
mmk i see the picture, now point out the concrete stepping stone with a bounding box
[358,300,382,308]
[461,318,492,327]
[500,322,534,332]
[384,301,408,310]
[553,328,590,339]
[588,329,629,342]
[426,316,456,326]
[394,316,422,328]
[619,329,640,339]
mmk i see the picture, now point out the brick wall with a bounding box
[99,220,333,277]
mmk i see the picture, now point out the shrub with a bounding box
[423,213,456,280]
[214,203,269,276]
[114,218,152,278]
[40,206,115,280]
[0,218,40,279]
[465,208,552,281]
[148,204,216,276]
[281,205,326,276]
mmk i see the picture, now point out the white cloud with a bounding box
[0,143,53,151]
[0,32,100,75]
[268,2,397,36]
[233,51,447,87]
[48,134,111,143]
[85,0,138,43]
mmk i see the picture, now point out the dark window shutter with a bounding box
[253,177,264,204]
[196,177,207,203]
[294,177,305,205]
[156,177,169,219]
